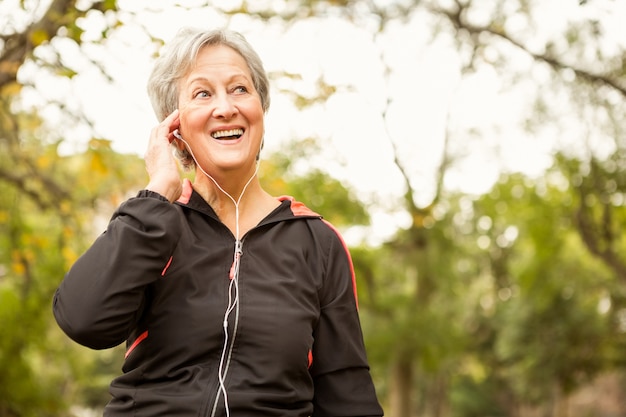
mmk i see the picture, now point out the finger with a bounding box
[163,108,179,124]
[151,110,179,140]
[163,109,181,143]
[165,109,180,132]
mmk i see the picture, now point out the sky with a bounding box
[7,0,626,244]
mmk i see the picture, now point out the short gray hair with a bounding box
[147,27,271,122]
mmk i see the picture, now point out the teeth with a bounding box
[212,128,244,139]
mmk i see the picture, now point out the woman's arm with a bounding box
[54,109,185,349]
[52,191,182,349]
[310,225,384,417]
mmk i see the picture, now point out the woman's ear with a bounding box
[172,129,187,150]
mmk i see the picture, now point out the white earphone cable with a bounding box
[173,131,259,417]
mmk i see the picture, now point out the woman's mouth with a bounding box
[212,128,244,140]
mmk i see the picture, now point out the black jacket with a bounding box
[53,186,383,416]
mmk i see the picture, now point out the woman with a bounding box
[53,27,383,417]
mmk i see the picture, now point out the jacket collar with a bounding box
[174,180,321,224]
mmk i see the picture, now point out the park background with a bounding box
[2,0,626,416]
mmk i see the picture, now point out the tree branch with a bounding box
[0,0,80,88]
[0,168,56,211]
[431,3,626,97]
[575,188,626,283]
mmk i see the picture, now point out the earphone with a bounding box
[169,127,259,417]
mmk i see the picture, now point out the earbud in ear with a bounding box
[173,129,183,140]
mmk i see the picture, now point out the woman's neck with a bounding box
[193,173,279,237]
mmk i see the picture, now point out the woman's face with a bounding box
[176,44,264,176]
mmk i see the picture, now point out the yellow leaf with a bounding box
[89,138,113,150]
[90,153,108,175]
[30,29,50,46]
[62,247,78,266]
[11,261,25,275]
[60,201,72,216]
[0,80,23,96]
[37,154,52,169]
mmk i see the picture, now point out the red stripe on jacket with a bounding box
[321,219,359,310]
[125,330,148,359]
[279,195,359,309]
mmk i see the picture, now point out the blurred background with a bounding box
[1,0,626,416]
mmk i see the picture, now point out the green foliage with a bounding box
[450,374,509,417]
[449,172,617,412]
[351,167,625,415]
[3,1,626,416]
[260,138,370,227]
[351,193,480,414]
[0,102,144,416]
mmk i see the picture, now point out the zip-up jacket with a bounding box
[53,185,383,416]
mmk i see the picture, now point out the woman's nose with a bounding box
[212,94,238,119]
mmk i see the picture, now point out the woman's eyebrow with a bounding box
[186,73,251,85]
[185,76,211,85]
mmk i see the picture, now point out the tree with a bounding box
[468,173,614,416]
[0,2,150,415]
[0,115,148,415]
[258,1,625,415]
[4,1,626,416]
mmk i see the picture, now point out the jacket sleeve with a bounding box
[53,190,182,350]
[310,224,384,417]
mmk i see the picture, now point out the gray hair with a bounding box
[146,27,270,169]
[147,27,270,120]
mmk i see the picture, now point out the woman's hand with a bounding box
[145,109,183,202]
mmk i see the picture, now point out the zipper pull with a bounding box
[229,240,243,280]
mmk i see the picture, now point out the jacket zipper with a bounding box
[209,238,244,417]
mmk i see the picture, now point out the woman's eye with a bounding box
[194,90,210,98]
[233,86,248,94]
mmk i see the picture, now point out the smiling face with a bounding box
[176,44,264,177]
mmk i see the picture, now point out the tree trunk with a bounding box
[429,373,450,417]
[553,383,568,417]
[389,353,413,417]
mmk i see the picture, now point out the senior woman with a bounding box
[53,27,383,417]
